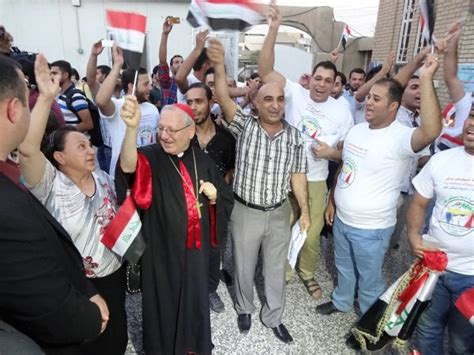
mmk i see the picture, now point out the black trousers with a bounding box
[208,232,228,293]
[81,265,128,355]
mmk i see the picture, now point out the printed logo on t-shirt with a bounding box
[138,127,157,146]
[439,196,473,237]
[337,158,357,189]
[299,116,321,140]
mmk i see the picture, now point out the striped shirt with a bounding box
[228,106,307,206]
[56,84,89,126]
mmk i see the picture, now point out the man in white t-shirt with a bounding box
[96,45,159,177]
[407,106,474,355]
[175,30,210,104]
[318,54,443,317]
[259,3,353,300]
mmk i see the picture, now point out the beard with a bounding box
[195,109,211,126]
[135,91,148,103]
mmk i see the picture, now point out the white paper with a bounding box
[287,223,308,269]
[101,39,114,47]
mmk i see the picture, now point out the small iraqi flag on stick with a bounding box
[106,9,147,70]
[339,24,352,50]
[187,0,266,32]
[101,193,146,264]
[419,0,436,46]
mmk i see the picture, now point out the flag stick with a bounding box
[336,32,344,51]
[131,70,138,97]
[431,44,435,54]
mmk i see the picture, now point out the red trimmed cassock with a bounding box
[116,144,233,355]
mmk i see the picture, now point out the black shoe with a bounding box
[345,334,361,350]
[209,291,225,313]
[272,324,293,344]
[237,314,251,334]
[316,301,341,315]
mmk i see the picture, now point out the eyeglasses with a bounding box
[157,123,192,135]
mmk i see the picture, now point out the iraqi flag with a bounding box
[432,102,464,153]
[186,0,266,32]
[106,9,147,70]
[419,0,436,46]
[349,251,448,351]
[340,24,352,50]
[101,194,146,264]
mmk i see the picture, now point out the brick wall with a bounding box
[373,0,473,107]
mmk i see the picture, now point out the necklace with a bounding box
[168,148,203,219]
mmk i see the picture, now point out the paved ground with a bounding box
[125,227,416,355]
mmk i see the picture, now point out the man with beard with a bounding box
[343,68,365,117]
[185,82,235,313]
[96,45,159,176]
[117,99,233,354]
[51,60,94,132]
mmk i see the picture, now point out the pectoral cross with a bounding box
[196,199,203,219]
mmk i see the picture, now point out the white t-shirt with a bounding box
[177,73,201,103]
[29,160,121,278]
[284,80,353,181]
[396,106,430,194]
[100,97,159,177]
[412,147,474,275]
[337,95,352,114]
[334,120,417,229]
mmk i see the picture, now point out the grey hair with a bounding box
[161,105,194,126]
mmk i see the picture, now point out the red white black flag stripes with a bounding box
[187,0,265,32]
[349,251,448,351]
[456,287,474,325]
[101,193,145,264]
[340,24,352,50]
[106,9,147,70]
[419,0,436,46]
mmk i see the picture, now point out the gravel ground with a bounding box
[125,226,417,355]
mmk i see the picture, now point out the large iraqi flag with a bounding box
[187,0,266,31]
[106,9,147,70]
[418,0,436,46]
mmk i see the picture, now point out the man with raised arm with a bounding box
[259,2,353,300]
[208,37,309,344]
[95,44,158,176]
[320,54,443,321]
[157,17,184,106]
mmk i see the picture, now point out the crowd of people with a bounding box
[0,4,472,354]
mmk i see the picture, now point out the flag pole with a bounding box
[131,70,138,97]
[336,32,344,51]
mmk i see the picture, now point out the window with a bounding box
[396,0,416,64]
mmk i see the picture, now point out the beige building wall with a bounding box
[373,0,473,107]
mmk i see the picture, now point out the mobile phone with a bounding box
[168,17,180,25]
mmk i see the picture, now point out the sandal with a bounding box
[302,278,323,300]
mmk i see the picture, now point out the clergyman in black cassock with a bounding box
[116,99,233,355]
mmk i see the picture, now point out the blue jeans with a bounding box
[331,216,393,315]
[414,271,474,355]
